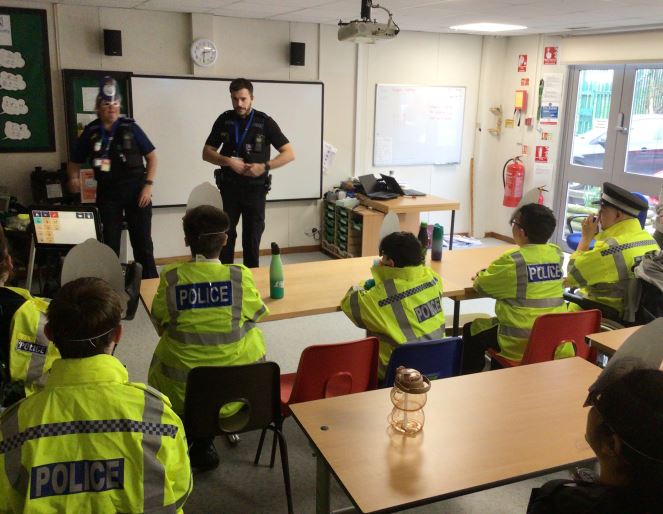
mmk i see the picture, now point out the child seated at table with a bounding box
[460,203,567,373]
[148,205,268,471]
[340,231,445,380]
[528,368,663,513]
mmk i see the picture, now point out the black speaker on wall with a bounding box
[290,42,305,66]
[104,29,122,56]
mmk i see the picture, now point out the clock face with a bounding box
[190,38,218,67]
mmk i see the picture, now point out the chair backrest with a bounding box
[633,192,649,228]
[183,361,281,439]
[287,337,379,405]
[382,337,462,387]
[522,309,602,364]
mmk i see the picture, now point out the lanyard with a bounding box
[233,109,255,156]
[99,119,121,157]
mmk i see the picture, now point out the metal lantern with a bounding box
[388,366,431,435]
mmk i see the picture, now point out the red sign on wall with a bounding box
[544,46,558,65]
[535,145,549,162]
[518,54,527,72]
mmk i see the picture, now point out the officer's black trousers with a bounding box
[97,181,158,279]
[219,181,267,269]
[460,323,500,374]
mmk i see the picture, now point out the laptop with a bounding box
[29,205,103,250]
[357,174,399,200]
[380,174,426,196]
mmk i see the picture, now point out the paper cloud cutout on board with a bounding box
[0,72,27,91]
[0,49,25,69]
[1,96,28,115]
[4,121,31,140]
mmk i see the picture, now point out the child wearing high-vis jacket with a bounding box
[341,231,446,380]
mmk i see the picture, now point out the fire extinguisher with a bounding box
[502,156,525,207]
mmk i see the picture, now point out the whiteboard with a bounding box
[130,75,323,206]
[373,84,465,166]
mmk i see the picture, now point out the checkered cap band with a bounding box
[0,419,179,454]
[378,277,438,307]
[600,240,655,257]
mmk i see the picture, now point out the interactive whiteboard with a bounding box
[373,84,465,166]
[131,75,323,206]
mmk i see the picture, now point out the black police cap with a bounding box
[593,182,648,217]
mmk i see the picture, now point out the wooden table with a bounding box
[141,245,513,331]
[586,325,642,356]
[291,357,599,514]
[357,194,461,251]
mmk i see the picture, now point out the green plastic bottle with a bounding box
[270,242,284,299]
[432,224,443,261]
[417,222,429,262]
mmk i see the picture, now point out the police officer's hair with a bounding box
[183,205,230,259]
[379,231,424,267]
[229,78,253,95]
[591,368,663,509]
[47,277,122,358]
[511,203,556,244]
[0,225,10,282]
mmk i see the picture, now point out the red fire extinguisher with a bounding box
[502,156,525,207]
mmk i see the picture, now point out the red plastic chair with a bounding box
[488,309,602,367]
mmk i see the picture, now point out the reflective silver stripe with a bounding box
[599,238,656,256]
[165,267,181,328]
[166,321,258,345]
[152,355,189,383]
[350,291,366,329]
[605,238,630,282]
[230,266,243,334]
[588,282,626,298]
[25,311,49,384]
[383,279,417,341]
[501,297,565,308]
[568,261,587,287]
[250,304,267,323]
[142,390,167,511]
[511,251,527,300]
[0,404,28,496]
[499,324,531,339]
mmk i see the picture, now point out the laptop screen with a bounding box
[357,174,378,194]
[30,206,102,248]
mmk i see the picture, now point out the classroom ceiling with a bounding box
[49,0,663,35]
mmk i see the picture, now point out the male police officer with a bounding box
[567,182,658,318]
[341,232,445,380]
[461,203,567,373]
[67,76,158,278]
[202,78,295,268]
[0,277,191,512]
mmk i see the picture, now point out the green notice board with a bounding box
[0,7,55,152]
[62,69,132,159]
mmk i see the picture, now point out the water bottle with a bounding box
[270,242,284,299]
[432,224,443,261]
[417,222,429,262]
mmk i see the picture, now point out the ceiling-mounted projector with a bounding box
[338,0,400,43]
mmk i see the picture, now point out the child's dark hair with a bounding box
[47,277,122,358]
[229,78,253,95]
[593,368,663,508]
[510,203,557,244]
[379,231,423,267]
[183,205,230,259]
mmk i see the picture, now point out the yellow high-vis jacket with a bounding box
[4,287,60,397]
[567,218,658,317]
[341,264,445,379]
[148,259,268,415]
[470,243,567,362]
[0,354,192,513]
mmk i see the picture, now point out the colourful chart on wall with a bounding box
[0,7,55,152]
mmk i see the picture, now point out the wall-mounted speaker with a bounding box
[290,42,305,66]
[104,29,122,57]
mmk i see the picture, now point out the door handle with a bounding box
[616,112,628,133]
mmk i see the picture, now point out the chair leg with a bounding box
[254,427,268,465]
[270,425,278,468]
[276,428,293,514]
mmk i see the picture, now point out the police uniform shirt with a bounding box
[205,109,289,167]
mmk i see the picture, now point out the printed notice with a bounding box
[322,141,337,173]
[542,73,563,103]
[82,87,98,112]
[0,15,11,46]
[535,145,549,163]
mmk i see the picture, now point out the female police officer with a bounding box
[67,77,158,278]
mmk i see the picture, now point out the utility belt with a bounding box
[214,168,272,192]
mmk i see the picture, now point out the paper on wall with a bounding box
[542,73,563,103]
[82,87,99,111]
[322,141,337,174]
[533,163,553,188]
[0,15,11,46]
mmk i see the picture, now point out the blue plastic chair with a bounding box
[381,337,462,388]
[565,191,648,251]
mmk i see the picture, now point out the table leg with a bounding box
[453,299,461,336]
[316,452,331,514]
[449,210,456,251]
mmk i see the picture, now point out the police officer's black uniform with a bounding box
[71,118,158,278]
[205,109,289,268]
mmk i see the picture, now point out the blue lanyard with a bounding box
[99,119,121,157]
[233,109,255,156]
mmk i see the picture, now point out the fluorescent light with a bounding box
[449,23,527,32]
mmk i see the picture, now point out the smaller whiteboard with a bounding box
[373,84,466,166]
